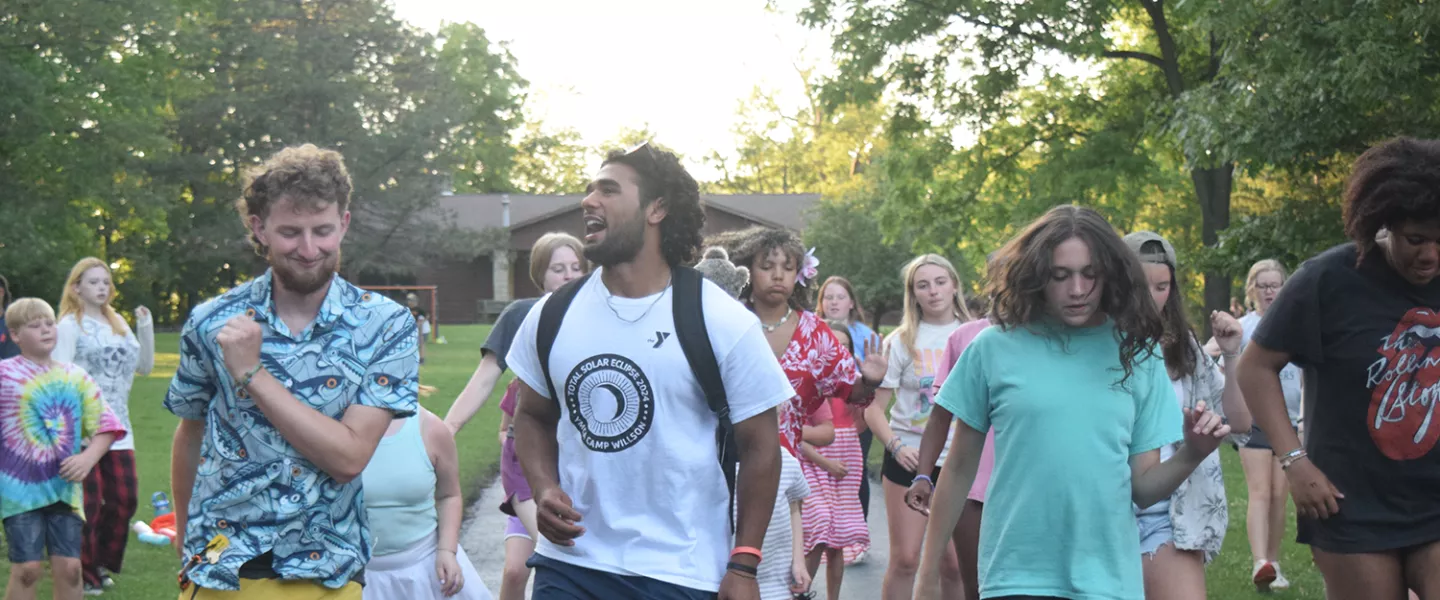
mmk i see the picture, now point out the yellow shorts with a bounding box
[180,580,361,600]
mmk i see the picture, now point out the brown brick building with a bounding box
[415,193,819,324]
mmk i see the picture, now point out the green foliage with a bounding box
[804,194,920,326]
[1,0,530,321]
[1195,166,1348,290]
[510,122,591,194]
[796,0,1440,325]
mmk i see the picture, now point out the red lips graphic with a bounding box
[1368,307,1440,460]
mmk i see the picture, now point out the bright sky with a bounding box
[390,0,834,180]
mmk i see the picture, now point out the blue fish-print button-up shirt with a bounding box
[165,271,418,591]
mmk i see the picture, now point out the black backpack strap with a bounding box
[536,273,593,402]
[671,266,737,531]
[672,267,728,418]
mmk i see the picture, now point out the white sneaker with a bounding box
[1272,565,1291,590]
[850,550,867,565]
[1253,560,1277,592]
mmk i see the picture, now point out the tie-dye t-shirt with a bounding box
[882,320,961,466]
[0,356,126,520]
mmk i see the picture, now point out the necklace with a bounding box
[761,306,794,333]
[602,276,671,324]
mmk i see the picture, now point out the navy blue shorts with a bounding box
[527,554,717,600]
[3,503,83,563]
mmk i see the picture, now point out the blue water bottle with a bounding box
[152,492,172,517]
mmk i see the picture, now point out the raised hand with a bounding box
[1181,400,1231,458]
[215,315,263,380]
[1210,310,1244,357]
[859,333,888,384]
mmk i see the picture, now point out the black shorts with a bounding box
[1244,424,1298,451]
[882,450,942,487]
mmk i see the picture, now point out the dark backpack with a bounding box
[535,266,739,530]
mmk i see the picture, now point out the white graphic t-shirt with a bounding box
[54,313,154,451]
[507,270,795,592]
[1240,312,1303,425]
[884,320,962,465]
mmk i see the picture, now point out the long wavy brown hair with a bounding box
[987,205,1164,386]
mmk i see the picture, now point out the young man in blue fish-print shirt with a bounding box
[166,144,419,599]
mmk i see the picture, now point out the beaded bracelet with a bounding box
[236,363,264,392]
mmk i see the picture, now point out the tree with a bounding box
[804,194,924,327]
[797,0,1440,320]
[0,0,180,308]
[157,0,529,298]
[706,77,888,198]
[510,122,590,194]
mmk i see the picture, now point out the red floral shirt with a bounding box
[777,311,860,451]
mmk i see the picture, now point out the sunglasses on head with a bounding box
[623,140,656,158]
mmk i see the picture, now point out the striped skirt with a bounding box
[800,426,870,559]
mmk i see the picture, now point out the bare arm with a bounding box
[244,370,394,483]
[514,380,563,496]
[730,407,781,572]
[171,418,205,558]
[443,353,504,434]
[1130,402,1230,508]
[916,420,986,588]
[423,411,463,555]
[1238,342,1304,457]
[801,421,835,446]
[914,405,954,475]
[1218,355,1252,434]
[1129,447,1204,508]
[863,389,899,448]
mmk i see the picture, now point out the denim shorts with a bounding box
[3,503,83,563]
[1136,499,1174,557]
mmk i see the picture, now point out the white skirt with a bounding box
[363,532,493,600]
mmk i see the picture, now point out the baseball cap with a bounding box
[1123,231,1177,269]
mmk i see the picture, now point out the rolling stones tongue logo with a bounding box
[1367,308,1440,460]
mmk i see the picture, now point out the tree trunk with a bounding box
[1191,162,1235,336]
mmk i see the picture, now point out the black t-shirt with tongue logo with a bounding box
[1255,243,1440,553]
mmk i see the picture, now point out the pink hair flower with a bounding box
[797,248,820,286]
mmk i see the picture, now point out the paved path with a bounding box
[460,474,891,599]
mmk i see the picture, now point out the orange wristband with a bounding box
[730,546,762,562]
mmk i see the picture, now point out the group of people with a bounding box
[3,134,1440,600]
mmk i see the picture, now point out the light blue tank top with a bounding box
[360,416,437,556]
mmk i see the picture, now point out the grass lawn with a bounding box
[0,324,506,598]
[866,440,1329,599]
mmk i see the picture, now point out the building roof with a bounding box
[434,193,821,233]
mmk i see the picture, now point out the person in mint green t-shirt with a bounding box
[913,205,1232,600]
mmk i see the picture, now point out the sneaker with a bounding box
[101,575,116,588]
[1253,560,1277,592]
[1272,564,1291,590]
[850,549,867,565]
[83,583,104,596]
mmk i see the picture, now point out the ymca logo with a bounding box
[649,332,671,349]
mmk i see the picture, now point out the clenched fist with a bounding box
[216,315,264,380]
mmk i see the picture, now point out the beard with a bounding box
[583,213,646,267]
[269,247,340,296]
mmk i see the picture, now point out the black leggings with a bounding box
[858,429,873,520]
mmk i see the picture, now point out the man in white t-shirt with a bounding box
[508,142,795,600]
